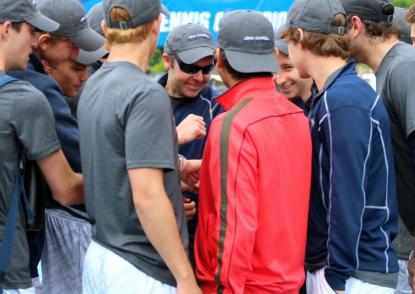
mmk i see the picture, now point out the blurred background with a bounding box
[80,0,415,90]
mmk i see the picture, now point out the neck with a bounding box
[0,49,8,71]
[107,39,154,72]
[361,37,399,73]
[300,80,313,102]
[307,55,347,92]
[165,76,180,98]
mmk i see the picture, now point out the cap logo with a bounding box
[243,36,270,41]
[80,16,87,24]
[187,34,211,41]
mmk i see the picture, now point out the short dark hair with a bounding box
[219,49,272,82]
[11,22,23,32]
[347,15,400,40]
[406,4,415,24]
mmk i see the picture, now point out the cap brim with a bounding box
[75,48,108,65]
[225,50,279,74]
[177,47,215,64]
[69,27,105,52]
[275,39,288,55]
[161,5,170,17]
[25,12,59,33]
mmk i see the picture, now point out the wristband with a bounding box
[178,154,186,172]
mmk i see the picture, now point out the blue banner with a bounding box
[81,0,293,47]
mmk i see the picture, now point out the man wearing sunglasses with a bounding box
[160,23,223,267]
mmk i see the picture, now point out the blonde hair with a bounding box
[105,7,154,48]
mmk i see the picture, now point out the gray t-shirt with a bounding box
[0,77,60,289]
[376,42,415,258]
[77,62,187,286]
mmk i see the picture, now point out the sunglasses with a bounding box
[172,52,215,75]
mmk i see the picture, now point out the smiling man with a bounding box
[274,25,313,113]
[159,23,223,267]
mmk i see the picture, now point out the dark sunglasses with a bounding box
[172,52,215,75]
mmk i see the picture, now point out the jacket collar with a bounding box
[310,59,357,107]
[217,77,275,111]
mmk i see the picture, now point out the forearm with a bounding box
[134,191,194,283]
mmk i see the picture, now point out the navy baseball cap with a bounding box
[218,10,278,73]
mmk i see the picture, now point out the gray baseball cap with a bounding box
[37,0,105,51]
[218,10,278,74]
[274,25,288,55]
[164,23,214,64]
[87,3,104,36]
[393,7,411,44]
[287,0,347,35]
[339,0,395,24]
[0,0,59,32]
[75,48,108,65]
[103,0,169,30]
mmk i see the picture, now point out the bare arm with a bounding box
[36,149,83,206]
[129,168,201,293]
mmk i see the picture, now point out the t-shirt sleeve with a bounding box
[122,84,176,170]
[390,61,415,137]
[10,83,61,160]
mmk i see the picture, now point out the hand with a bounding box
[177,114,206,145]
[180,181,199,193]
[183,197,196,221]
[180,159,201,184]
[408,250,415,293]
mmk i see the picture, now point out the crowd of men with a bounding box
[1,0,415,293]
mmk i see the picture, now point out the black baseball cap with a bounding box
[339,0,394,24]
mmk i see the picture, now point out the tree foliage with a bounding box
[393,0,415,7]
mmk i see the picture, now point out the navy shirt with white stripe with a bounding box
[158,74,223,236]
[306,61,399,290]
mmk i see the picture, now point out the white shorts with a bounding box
[395,259,412,294]
[307,268,395,294]
[82,241,176,294]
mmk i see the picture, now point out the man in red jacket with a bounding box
[194,10,312,294]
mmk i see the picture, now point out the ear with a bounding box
[150,16,162,35]
[349,15,364,38]
[297,28,305,42]
[162,53,171,70]
[42,59,53,75]
[101,19,107,38]
[275,48,280,57]
[38,34,51,51]
[0,21,13,40]
[215,48,223,69]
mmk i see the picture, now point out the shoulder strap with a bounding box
[0,170,25,291]
[0,74,18,88]
[0,75,30,291]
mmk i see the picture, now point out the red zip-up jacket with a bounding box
[195,77,312,293]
